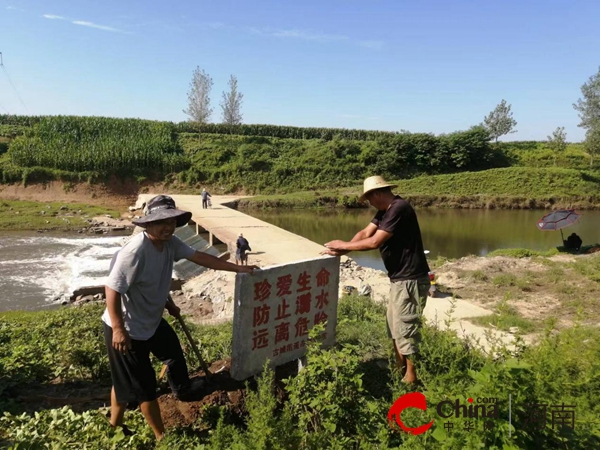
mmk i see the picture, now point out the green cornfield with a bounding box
[7,116,189,173]
[175,121,399,140]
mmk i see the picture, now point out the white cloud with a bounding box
[72,20,125,33]
[7,6,26,12]
[269,28,349,42]
[42,13,130,33]
[42,14,67,20]
[244,25,381,49]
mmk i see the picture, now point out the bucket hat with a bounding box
[132,195,192,228]
[359,176,398,202]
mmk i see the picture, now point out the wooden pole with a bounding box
[159,296,213,381]
[176,314,212,380]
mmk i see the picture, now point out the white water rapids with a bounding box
[0,232,124,311]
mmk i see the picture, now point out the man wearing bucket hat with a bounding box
[102,195,258,439]
[323,176,430,384]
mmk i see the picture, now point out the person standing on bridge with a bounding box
[321,176,430,384]
[235,233,252,265]
[201,188,211,209]
[103,195,258,440]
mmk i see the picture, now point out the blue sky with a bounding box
[1,0,599,141]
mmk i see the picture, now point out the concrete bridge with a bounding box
[135,194,326,267]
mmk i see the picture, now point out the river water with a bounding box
[2,209,598,312]
[252,209,600,273]
[0,232,124,312]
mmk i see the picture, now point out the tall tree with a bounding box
[183,67,213,127]
[585,125,600,169]
[573,66,600,130]
[483,99,517,142]
[220,75,244,126]
[546,126,567,166]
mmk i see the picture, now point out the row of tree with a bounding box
[481,66,600,168]
[183,67,244,126]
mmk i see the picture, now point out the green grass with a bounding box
[487,247,561,258]
[2,114,600,209]
[237,167,600,209]
[467,300,537,333]
[0,199,120,230]
[396,167,600,197]
[1,296,600,448]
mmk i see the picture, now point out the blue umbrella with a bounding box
[537,210,581,242]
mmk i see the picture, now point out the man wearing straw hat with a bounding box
[103,195,258,439]
[323,176,430,384]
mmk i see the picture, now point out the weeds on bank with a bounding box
[2,296,600,449]
[0,200,119,230]
[467,300,536,333]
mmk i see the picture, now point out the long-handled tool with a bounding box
[160,296,212,381]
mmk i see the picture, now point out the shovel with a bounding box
[159,296,212,381]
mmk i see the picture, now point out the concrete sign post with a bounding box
[231,256,340,381]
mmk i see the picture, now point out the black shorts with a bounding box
[103,319,190,404]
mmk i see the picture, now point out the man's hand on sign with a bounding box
[112,327,131,354]
[321,248,348,257]
[324,240,348,252]
[238,265,260,274]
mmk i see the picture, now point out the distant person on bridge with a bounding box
[102,195,258,440]
[201,188,211,209]
[235,233,252,265]
[321,176,430,384]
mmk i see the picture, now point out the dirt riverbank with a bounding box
[176,252,600,335]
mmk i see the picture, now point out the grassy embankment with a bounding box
[2,116,599,210]
[1,286,600,449]
[237,167,600,210]
[0,200,119,230]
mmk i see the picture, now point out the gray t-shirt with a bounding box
[102,232,195,340]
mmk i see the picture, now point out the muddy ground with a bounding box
[11,358,299,430]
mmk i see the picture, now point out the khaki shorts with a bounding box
[386,278,430,355]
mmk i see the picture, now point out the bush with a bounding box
[1,299,600,448]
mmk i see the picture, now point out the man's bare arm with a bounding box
[321,223,380,256]
[325,229,393,252]
[350,223,378,242]
[105,286,125,330]
[105,286,131,353]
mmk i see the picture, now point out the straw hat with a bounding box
[359,176,398,202]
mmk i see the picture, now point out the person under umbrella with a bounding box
[537,210,582,245]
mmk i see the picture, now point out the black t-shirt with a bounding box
[371,196,430,281]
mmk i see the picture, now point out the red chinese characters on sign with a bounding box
[249,264,333,356]
[275,321,290,344]
[315,289,329,309]
[316,267,331,287]
[254,280,272,302]
[275,298,291,320]
[252,329,269,350]
[276,274,293,297]
[314,310,328,326]
[296,271,311,292]
[253,304,270,327]
[295,293,311,315]
[295,317,310,338]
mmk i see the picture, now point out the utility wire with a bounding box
[0,52,29,113]
[0,100,9,114]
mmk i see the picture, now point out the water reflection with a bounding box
[250,208,600,271]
